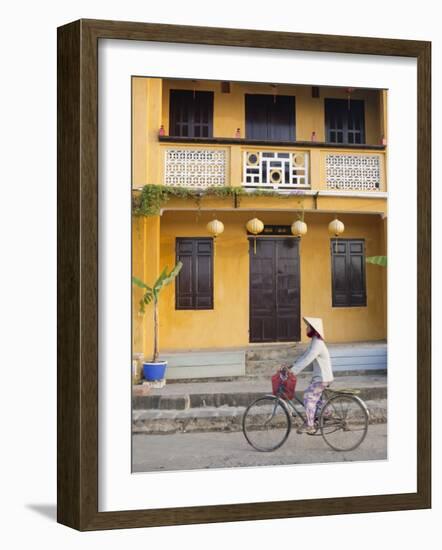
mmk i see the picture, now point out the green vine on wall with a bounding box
[132,184,305,217]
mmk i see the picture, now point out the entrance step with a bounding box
[330,342,387,373]
[245,343,301,375]
[160,350,245,380]
[158,341,387,381]
[246,343,302,361]
[245,341,387,376]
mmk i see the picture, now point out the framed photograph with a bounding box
[57,19,431,530]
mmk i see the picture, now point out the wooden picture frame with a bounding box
[57,19,431,531]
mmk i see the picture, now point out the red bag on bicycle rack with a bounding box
[272,367,297,400]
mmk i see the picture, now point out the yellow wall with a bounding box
[132,216,161,359]
[298,212,386,344]
[132,216,145,353]
[159,211,250,350]
[380,215,388,338]
[132,78,163,187]
[136,210,388,353]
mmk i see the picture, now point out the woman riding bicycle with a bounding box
[291,317,334,435]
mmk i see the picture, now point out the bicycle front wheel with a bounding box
[319,394,369,451]
[242,395,291,452]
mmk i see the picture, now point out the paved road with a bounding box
[132,423,387,472]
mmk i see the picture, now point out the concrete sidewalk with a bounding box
[132,373,387,435]
[133,373,386,409]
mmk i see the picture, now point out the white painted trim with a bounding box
[240,189,388,199]
[315,190,388,198]
[160,208,386,215]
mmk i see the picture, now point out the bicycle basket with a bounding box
[271,367,297,400]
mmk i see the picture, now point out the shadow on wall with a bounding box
[25,503,57,521]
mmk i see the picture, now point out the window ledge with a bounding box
[158,136,386,151]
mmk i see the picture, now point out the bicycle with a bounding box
[242,378,369,453]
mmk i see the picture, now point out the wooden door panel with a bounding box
[250,316,277,343]
[245,94,295,141]
[277,315,298,341]
[269,95,295,141]
[249,238,300,342]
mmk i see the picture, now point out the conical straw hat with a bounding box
[303,317,325,339]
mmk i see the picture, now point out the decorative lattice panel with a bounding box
[243,151,309,189]
[164,149,227,187]
[326,154,381,191]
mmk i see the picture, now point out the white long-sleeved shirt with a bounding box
[291,336,334,383]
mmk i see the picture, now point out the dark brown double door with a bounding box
[249,238,300,343]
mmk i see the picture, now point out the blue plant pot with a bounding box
[143,361,167,381]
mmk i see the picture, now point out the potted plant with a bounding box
[132,262,182,381]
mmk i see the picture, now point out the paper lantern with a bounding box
[328,218,345,237]
[246,218,264,254]
[291,220,307,237]
[206,219,224,238]
[246,218,264,235]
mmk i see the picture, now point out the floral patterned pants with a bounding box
[304,381,329,427]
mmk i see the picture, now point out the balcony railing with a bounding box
[159,141,386,193]
[325,153,382,191]
[242,150,309,190]
[164,148,227,188]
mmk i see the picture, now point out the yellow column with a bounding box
[131,214,161,371]
[132,216,145,354]
[132,216,146,382]
[132,78,149,187]
[132,77,163,187]
[146,79,163,185]
[309,149,322,190]
[380,215,388,339]
[380,153,387,192]
[230,145,242,187]
[379,90,388,141]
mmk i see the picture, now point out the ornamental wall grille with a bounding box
[326,154,381,191]
[243,150,309,189]
[164,149,227,187]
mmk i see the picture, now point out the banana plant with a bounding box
[366,255,387,267]
[132,262,183,363]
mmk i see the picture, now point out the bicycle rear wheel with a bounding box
[319,394,369,451]
[242,395,291,452]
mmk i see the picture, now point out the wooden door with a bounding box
[245,94,295,141]
[249,238,300,342]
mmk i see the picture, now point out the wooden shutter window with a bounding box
[169,90,214,138]
[245,94,296,141]
[176,238,213,310]
[325,99,365,145]
[331,239,367,307]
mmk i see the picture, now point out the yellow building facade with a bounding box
[132,77,387,367]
